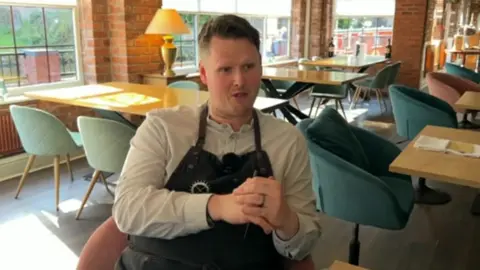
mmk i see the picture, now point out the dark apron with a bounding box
[115,104,284,270]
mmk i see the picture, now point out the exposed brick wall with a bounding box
[391,0,430,88]
[80,0,163,84]
[309,0,333,58]
[290,0,307,58]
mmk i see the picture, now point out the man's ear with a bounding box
[199,60,207,86]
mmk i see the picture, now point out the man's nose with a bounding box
[233,69,246,87]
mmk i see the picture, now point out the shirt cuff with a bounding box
[273,214,306,260]
[183,193,214,232]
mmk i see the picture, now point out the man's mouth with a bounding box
[232,92,248,98]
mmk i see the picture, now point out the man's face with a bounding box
[199,36,262,118]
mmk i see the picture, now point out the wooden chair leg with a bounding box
[314,98,323,117]
[14,155,36,199]
[99,172,114,197]
[54,155,61,212]
[65,154,73,182]
[76,170,102,220]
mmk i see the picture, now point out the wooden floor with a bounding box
[1,94,480,270]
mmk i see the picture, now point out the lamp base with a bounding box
[162,35,177,77]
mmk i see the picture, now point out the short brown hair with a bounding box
[198,14,260,58]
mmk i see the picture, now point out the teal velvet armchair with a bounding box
[297,108,414,266]
[445,62,480,84]
[389,84,457,205]
[167,80,200,90]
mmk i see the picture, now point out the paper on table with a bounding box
[414,135,480,158]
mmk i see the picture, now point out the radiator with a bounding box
[0,111,23,156]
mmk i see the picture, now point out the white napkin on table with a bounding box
[413,135,480,158]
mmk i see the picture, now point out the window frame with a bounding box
[172,10,292,72]
[0,0,84,97]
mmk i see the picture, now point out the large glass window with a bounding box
[163,0,292,69]
[333,0,395,56]
[0,0,82,96]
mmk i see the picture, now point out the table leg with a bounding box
[261,79,313,124]
[414,178,451,205]
[460,110,480,129]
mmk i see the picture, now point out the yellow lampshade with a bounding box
[145,9,190,35]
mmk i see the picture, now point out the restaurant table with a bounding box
[389,125,480,215]
[261,67,368,124]
[24,82,289,116]
[301,55,389,72]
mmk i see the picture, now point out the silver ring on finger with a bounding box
[259,194,266,207]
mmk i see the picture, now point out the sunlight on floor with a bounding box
[0,214,78,270]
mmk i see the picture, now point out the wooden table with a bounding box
[24,82,289,115]
[301,55,388,71]
[454,91,480,128]
[261,67,368,124]
[389,125,480,214]
[329,260,368,270]
[447,49,480,67]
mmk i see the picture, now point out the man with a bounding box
[113,14,321,270]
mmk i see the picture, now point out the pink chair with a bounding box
[425,72,480,113]
[77,217,315,270]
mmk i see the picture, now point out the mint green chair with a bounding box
[75,116,136,219]
[297,107,414,266]
[9,105,83,211]
[386,61,402,86]
[445,62,480,84]
[167,80,200,90]
[389,84,456,205]
[351,64,392,112]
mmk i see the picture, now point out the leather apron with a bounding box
[115,104,283,270]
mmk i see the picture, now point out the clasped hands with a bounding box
[207,176,299,240]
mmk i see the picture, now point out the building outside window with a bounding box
[162,0,292,70]
[0,0,82,96]
[333,0,395,56]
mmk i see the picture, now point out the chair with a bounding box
[350,64,392,112]
[389,84,457,205]
[75,116,136,219]
[77,217,316,270]
[297,107,414,266]
[9,105,82,211]
[93,108,138,131]
[385,61,402,86]
[261,79,299,109]
[426,72,480,128]
[445,62,480,84]
[309,83,348,119]
[167,80,200,90]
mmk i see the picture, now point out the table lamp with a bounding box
[145,9,190,76]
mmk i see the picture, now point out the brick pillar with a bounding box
[79,0,163,84]
[80,0,112,84]
[309,0,333,58]
[290,0,307,58]
[391,0,431,88]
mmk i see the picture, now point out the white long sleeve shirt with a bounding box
[112,104,322,260]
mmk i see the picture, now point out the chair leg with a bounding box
[374,89,383,113]
[349,223,360,266]
[314,98,324,117]
[292,97,300,110]
[350,87,362,110]
[308,97,317,117]
[76,170,102,220]
[337,99,347,119]
[14,155,36,199]
[65,154,74,182]
[99,172,115,197]
[53,155,61,212]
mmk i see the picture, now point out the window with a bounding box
[163,0,292,70]
[0,0,82,96]
[333,0,395,56]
